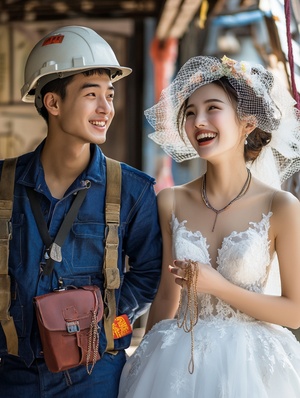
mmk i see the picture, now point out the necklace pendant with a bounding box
[201,169,252,233]
[212,213,218,232]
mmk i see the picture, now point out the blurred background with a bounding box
[1,0,300,343]
[0,0,299,185]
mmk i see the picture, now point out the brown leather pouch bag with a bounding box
[34,285,103,374]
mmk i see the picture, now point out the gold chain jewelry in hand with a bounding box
[177,259,199,374]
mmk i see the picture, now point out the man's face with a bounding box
[53,72,115,145]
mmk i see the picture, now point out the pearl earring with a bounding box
[245,134,248,145]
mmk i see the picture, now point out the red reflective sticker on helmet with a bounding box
[42,35,64,46]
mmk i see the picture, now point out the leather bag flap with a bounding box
[34,286,103,332]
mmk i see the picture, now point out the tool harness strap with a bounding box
[103,158,121,353]
[0,157,18,356]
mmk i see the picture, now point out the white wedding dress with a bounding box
[118,213,300,397]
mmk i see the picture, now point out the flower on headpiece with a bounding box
[221,55,252,86]
[221,55,237,68]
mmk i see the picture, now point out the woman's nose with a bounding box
[194,116,206,128]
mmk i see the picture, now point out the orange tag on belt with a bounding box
[112,315,132,339]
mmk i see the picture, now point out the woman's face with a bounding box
[184,82,247,164]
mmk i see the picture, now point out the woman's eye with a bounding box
[185,110,194,117]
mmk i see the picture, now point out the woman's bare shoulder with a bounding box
[157,177,201,198]
[271,188,300,212]
[252,177,298,206]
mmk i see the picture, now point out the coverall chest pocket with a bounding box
[71,222,107,272]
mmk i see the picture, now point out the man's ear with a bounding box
[43,92,60,116]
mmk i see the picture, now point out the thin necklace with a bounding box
[201,168,252,232]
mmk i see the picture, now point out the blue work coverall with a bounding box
[0,142,162,397]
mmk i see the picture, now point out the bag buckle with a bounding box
[66,321,80,333]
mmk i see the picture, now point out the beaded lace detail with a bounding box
[172,212,272,322]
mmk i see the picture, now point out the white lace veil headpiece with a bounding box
[145,55,300,187]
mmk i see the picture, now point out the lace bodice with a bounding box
[172,212,273,321]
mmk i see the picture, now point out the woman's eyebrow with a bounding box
[186,98,224,109]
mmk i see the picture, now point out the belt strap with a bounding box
[103,158,121,353]
[0,157,18,356]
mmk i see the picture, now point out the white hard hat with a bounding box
[21,25,132,106]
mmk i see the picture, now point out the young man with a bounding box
[0,26,162,397]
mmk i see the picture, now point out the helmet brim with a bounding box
[21,65,132,103]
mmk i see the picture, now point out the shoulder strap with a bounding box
[103,157,121,353]
[0,157,18,356]
[268,190,279,213]
[26,186,88,275]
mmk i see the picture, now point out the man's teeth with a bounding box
[196,132,216,141]
[91,121,106,127]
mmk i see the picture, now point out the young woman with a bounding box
[118,56,300,397]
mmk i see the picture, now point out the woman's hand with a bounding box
[169,259,226,296]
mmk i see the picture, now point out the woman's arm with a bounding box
[145,188,181,333]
